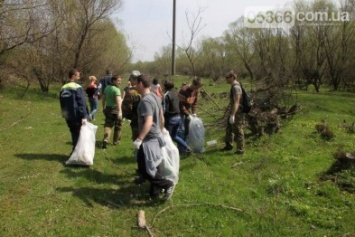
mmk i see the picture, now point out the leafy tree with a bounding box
[224,17,256,82]
[200,37,227,79]
[153,45,172,76]
[78,19,132,77]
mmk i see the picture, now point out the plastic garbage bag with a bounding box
[66,122,97,166]
[159,128,180,184]
[186,116,205,153]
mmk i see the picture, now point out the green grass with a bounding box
[1,79,355,236]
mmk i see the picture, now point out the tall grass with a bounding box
[0,78,354,236]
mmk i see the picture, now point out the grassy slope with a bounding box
[0,80,354,236]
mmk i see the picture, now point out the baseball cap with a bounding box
[130,70,141,79]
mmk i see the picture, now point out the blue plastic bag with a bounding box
[186,116,205,153]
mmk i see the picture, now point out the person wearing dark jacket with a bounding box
[59,69,88,153]
[163,79,191,153]
[99,69,112,96]
[85,75,99,121]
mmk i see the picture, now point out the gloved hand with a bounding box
[133,138,142,150]
[229,115,235,124]
[187,113,195,121]
[82,118,88,125]
[117,111,123,120]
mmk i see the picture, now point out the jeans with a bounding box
[165,115,189,150]
[181,114,191,138]
[88,97,98,120]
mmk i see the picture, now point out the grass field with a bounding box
[0,77,355,236]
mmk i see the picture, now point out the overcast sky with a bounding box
[112,0,292,62]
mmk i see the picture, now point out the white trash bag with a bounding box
[186,116,205,153]
[159,128,180,185]
[66,122,97,166]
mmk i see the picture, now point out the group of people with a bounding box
[59,68,246,201]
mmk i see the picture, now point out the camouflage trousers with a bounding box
[224,112,245,152]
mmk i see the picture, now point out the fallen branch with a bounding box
[105,200,123,208]
[0,112,32,132]
[137,210,154,237]
[152,202,244,224]
[201,87,221,109]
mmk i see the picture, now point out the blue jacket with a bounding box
[100,74,112,94]
[60,82,88,121]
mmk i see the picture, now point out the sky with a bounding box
[112,0,293,62]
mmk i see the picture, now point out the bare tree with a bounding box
[27,0,127,90]
[0,0,58,88]
[68,0,123,69]
[178,7,206,76]
[224,17,256,84]
[253,27,291,88]
[290,0,329,92]
[0,0,55,57]
[323,1,355,90]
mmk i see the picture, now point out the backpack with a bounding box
[122,87,141,120]
[231,83,252,113]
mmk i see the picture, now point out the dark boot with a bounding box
[220,145,233,151]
